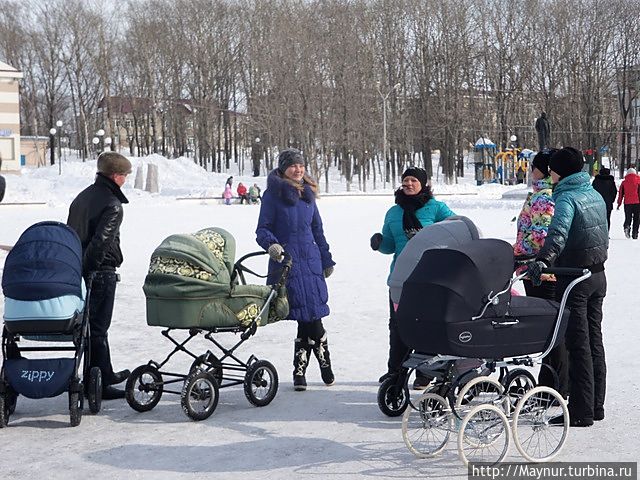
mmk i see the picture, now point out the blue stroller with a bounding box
[0,221,102,427]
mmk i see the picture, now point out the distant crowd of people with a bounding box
[223,176,262,205]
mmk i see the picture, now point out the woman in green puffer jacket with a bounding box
[370,167,454,389]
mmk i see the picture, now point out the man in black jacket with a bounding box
[67,152,132,399]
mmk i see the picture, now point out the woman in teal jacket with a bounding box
[370,167,454,389]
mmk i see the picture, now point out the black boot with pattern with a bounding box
[311,334,335,386]
[293,338,311,391]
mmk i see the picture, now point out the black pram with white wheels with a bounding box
[0,221,102,428]
[126,227,290,421]
[377,230,591,465]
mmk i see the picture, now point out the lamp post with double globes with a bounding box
[92,136,100,158]
[96,129,105,154]
[376,82,401,190]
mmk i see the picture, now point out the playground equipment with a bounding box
[473,137,497,186]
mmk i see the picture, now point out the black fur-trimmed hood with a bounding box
[266,169,315,205]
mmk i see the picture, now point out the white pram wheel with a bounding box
[126,365,163,412]
[402,393,452,457]
[181,370,219,421]
[457,404,510,466]
[455,376,509,417]
[244,360,278,407]
[512,386,569,462]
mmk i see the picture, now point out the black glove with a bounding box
[527,260,547,287]
[370,233,383,251]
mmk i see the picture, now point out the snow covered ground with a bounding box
[0,157,638,479]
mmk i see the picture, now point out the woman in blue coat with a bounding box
[256,148,336,392]
[370,167,454,389]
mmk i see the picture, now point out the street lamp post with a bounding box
[49,127,57,166]
[92,136,100,158]
[96,129,105,154]
[377,82,401,190]
[56,120,63,159]
[104,137,112,151]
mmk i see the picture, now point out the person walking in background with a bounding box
[223,184,233,205]
[616,167,640,239]
[370,167,455,390]
[513,149,567,396]
[592,167,617,232]
[256,148,336,392]
[528,147,609,427]
[237,182,248,204]
[67,152,132,400]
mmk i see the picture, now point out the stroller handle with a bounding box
[543,266,590,277]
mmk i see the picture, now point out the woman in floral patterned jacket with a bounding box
[513,148,567,396]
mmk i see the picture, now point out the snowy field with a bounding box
[0,157,638,479]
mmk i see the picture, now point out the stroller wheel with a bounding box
[88,367,103,414]
[244,360,278,407]
[377,375,409,417]
[0,392,9,427]
[457,404,510,466]
[189,352,223,385]
[402,392,453,457]
[125,365,163,412]
[512,386,569,462]
[181,370,219,421]
[7,389,17,416]
[454,376,508,418]
[502,368,536,411]
[69,390,83,427]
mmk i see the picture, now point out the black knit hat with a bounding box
[277,148,304,173]
[531,148,557,177]
[549,147,584,179]
[402,167,428,190]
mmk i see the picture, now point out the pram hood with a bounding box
[388,216,480,304]
[398,238,514,324]
[395,238,569,358]
[144,227,236,298]
[2,221,83,301]
[143,227,287,329]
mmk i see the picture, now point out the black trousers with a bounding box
[524,279,569,398]
[623,204,640,238]
[605,207,612,232]
[386,294,428,379]
[557,271,607,421]
[87,271,119,381]
[297,319,325,343]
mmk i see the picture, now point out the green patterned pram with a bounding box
[143,227,288,328]
[126,227,291,421]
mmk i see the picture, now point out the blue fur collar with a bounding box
[267,169,314,205]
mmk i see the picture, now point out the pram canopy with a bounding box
[388,216,480,304]
[2,221,83,301]
[396,238,568,358]
[143,227,288,329]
